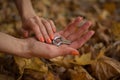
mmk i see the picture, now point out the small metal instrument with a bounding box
[52,36,71,46]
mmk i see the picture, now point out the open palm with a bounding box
[27,17,94,59]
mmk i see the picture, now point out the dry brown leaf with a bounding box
[50,53,93,68]
[90,56,120,80]
[21,69,47,80]
[112,22,120,40]
[0,0,120,80]
[105,41,120,61]
[68,66,95,80]
[44,71,60,80]
[21,69,60,80]
[0,74,15,80]
[97,23,110,44]
[99,10,110,20]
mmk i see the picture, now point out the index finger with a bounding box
[62,17,83,38]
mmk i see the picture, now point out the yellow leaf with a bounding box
[74,53,93,65]
[103,2,116,13]
[50,53,93,68]
[14,57,48,75]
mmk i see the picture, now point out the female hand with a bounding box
[14,0,56,43]
[24,17,94,59]
[58,16,94,49]
[22,16,56,43]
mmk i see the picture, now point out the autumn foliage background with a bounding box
[0,0,120,80]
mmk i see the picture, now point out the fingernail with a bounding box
[39,37,44,42]
[71,51,79,55]
[50,35,54,39]
[47,38,52,43]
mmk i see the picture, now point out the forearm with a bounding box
[0,32,30,58]
[14,0,36,20]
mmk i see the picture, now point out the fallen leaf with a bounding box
[112,22,120,40]
[90,56,120,80]
[0,74,15,80]
[74,53,93,65]
[14,57,48,79]
[67,66,95,80]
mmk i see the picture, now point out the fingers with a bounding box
[48,20,56,32]
[70,31,95,49]
[67,21,92,41]
[29,18,44,42]
[42,19,54,40]
[22,16,56,43]
[63,17,83,38]
[49,45,79,58]
[36,17,57,43]
[59,45,79,56]
[37,19,50,43]
[29,41,79,59]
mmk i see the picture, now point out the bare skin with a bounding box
[14,0,56,43]
[0,17,94,59]
[26,17,94,58]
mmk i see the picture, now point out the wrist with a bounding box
[0,32,32,58]
[21,9,36,21]
[16,38,32,58]
[15,0,36,21]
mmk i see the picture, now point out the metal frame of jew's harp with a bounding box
[52,36,71,46]
[52,36,62,46]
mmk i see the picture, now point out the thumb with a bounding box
[60,45,79,56]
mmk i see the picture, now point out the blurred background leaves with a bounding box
[0,0,120,80]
